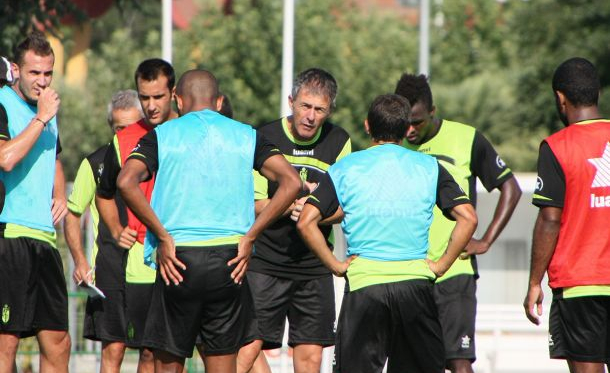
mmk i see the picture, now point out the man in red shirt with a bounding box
[524,57,610,373]
[96,58,178,373]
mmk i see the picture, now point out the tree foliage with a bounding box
[0,0,82,55]
[509,0,610,134]
[58,3,161,180]
[58,27,161,180]
[430,0,513,84]
[173,0,418,151]
[4,0,610,176]
[429,0,610,171]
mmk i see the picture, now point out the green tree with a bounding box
[0,0,83,55]
[174,0,418,150]
[509,0,610,134]
[433,70,539,171]
[59,27,160,180]
[54,0,610,177]
[0,0,142,55]
[173,0,284,126]
[430,0,514,84]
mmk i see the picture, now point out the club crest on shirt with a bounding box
[299,167,308,183]
[460,335,471,349]
[496,155,506,169]
[127,322,135,340]
[1,304,9,324]
[535,176,543,192]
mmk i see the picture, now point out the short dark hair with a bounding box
[292,68,338,109]
[552,57,600,107]
[394,73,433,111]
[12,31,54,67]
[367,94,411,143]
[134,58,175,91]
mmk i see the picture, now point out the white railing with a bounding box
[474,304,565,373]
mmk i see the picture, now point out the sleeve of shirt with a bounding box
[253,170,269,201]
[0,104,10,140]
[97,137,122,198]
[67,158,95,215]
[437,163,471,220]
[532,141,565,208]
[253,131,282,171]
[336,138,352,162]
[471,130,513,191]
[56,135,62,155]
[306,172,340,219]
[126,130,159,180]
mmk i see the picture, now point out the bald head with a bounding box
[175,69,220,114]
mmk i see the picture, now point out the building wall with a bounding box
[475,173,551,305]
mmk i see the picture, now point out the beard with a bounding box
[17,80,39,106]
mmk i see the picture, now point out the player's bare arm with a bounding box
[523,206,561,325]
[464,176,521,256]
[297,204,353,277]
[229,154,300,283]
[95,194,137,249]
[117,157,185,286]
[0,87,59,171]
[64,211,92,285]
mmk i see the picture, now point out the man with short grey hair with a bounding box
[64,89,142,373]
[106,89,143,132]
[238,68,351,373]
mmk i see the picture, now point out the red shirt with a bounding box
[545,119,610,288]
[117,119,156,244]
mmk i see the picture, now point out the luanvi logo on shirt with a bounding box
[588,143,610,188]
[1,304,9,324]
[590,194,610,208]
[588,143,610,208]
[293,149,314,156]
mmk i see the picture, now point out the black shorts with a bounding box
[549,294,610,363]
[83,288,128,343]
[0,237,68,337]
[141,245,258,358]
[336,279,444,373]
[125,282,154,348]
[433,274,477,363]
[247,271,335,349]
